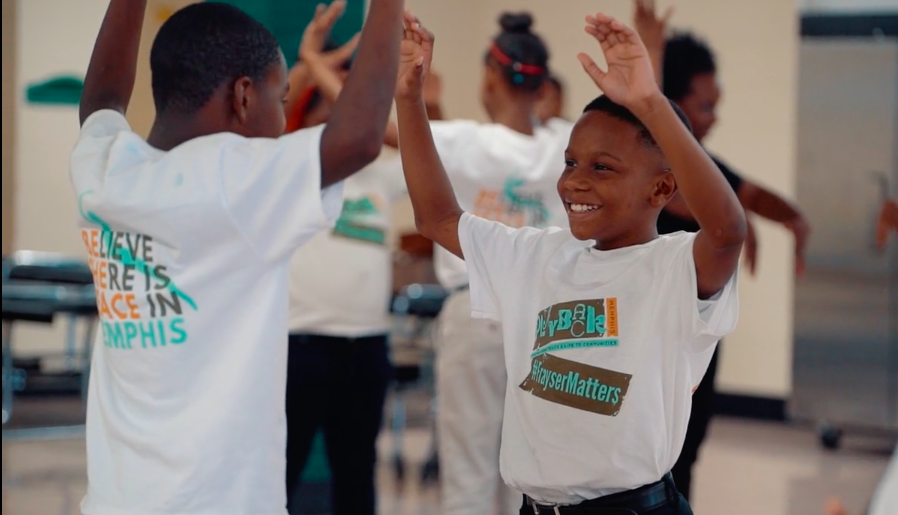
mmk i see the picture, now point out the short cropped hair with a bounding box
[150,2,282,114]
[582,95,692,148]
[662,33,716,102]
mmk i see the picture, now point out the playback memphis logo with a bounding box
[519,299,632,416]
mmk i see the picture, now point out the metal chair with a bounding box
[2,252,97,440]
[388,283,448,484]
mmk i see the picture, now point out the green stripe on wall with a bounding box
[218,0,365,64]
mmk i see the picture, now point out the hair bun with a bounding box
[499,12,533,34]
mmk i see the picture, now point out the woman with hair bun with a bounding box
[418,12,573,515]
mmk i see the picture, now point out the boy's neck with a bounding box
[147,112,222,151]
[592,225,661,252]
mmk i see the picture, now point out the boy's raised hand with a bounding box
[299,1,358,64]
[577,13,661,114]
[633,0,672,83]
[633,0,672,58]
[396,11,434,101]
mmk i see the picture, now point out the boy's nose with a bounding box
[564,170,592,191]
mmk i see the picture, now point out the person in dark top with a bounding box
[633,0,811,501]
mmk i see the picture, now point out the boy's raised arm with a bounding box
[394,14,464,258]
[633,0,672,86]
[319,0,404,187]
[79,0,148,125]
[579,14,746,298]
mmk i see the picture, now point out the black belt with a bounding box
[526,474,679,514]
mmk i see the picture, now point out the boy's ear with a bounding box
[651,171,678,208]
[232,76,254,124]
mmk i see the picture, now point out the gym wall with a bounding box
[3,0,16,255]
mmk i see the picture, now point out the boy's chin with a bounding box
[570,226,599,242]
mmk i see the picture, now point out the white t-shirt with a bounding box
[544,116,574,135]
[70,110,343,515]
[428,119,572,290]
[869,444,898,515]
[287,151,407,337]
[457,213,739,504]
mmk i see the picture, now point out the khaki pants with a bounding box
[436,289,520,515]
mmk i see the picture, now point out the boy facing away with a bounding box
[394,13,745,515]
[70,0,404,513]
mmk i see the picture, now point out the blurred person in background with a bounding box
[632,0,812,501]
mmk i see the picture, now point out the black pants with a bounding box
[285,333,392,515]
[671,347,720,501]
[520,498,692,515]
[519,475,693,514]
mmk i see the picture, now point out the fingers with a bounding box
[415,22,435,46]
[403,9,418,29]
[601,13,643,47]
[331,32,360,60]
[587,13,638,49]
[661,5,675,24]
[402,11,433,46]
[577,52,606,87]
[320,0,347,29]
[589,13,636,36]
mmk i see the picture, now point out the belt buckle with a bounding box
[530,500,563,515]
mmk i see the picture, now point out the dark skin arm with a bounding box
[394,14,465,256]
[738,181,810,274]
[319,0,404,187]
[79,0,148,125]
[385,70,444,148]
[579,14,746,298]
[877,198,898,248]
[633,0,672,86]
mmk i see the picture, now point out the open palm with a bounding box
[577,13,659,110]
[299,1,346,60]
[396,11,434,99]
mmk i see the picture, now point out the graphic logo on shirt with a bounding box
[332,196,386,246]
[473,176,550,228]
[78,193,198,351]
[519,298,632,416]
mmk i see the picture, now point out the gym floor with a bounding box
[1,397,893,515]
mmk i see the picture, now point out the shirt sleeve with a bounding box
[219,124,344,263]
[666,232,740,351]
[457,212,547,320]
[79,109,132,139]
[70,110,132,181]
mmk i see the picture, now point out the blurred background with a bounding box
[1,0,897,514]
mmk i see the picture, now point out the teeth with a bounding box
[570,203,599,213]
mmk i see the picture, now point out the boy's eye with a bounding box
[564,159,576,168]
[593,163,612,172]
